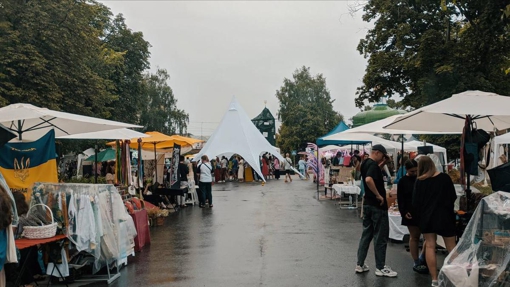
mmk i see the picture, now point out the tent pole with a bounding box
[94,140,98,184]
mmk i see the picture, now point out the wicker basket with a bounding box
[23,204,58,239]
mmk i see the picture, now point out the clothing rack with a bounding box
[31,183,131,284]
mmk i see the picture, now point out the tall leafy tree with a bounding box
[355,0,510,109]
[355,0,510,159]
[102,13,151,124]
[276,66,342,153]
[0,0,118,117]
[139,69,189,135]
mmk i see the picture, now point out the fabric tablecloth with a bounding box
[332,184,361,196]
[130,209,150,252]
[388,212,409,241]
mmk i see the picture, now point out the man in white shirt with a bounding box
[198,155,213,208]
[284,153,293,183]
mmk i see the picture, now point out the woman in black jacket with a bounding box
[413,156,457,287]
[397,159,427,274]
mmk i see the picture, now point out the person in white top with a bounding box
[220,156,228,182]
[198,155,213,208]
[284,153,293,183]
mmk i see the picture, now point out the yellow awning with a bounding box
[107,131,203,150]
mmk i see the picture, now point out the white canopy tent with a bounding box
[491,133,510,168]
[0,103,141,141]
[322,133,402,153]
[385,91,510,133]
[404,140,448,165]
[194,98,284,181]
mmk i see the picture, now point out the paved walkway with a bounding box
[110,178,440,287]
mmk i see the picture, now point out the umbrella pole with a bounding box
[94,140,98,184]
[154,143,157,184]
[18,120,22,141]
[317,147,320,199]
[400,135,404,178]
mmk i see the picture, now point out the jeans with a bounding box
[357,205,389,270]
[199,182,212,205]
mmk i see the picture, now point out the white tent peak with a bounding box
[195,98,284,181]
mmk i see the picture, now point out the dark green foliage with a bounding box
[276,66,343,153]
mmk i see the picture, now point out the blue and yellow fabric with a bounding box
[0,130,58,201]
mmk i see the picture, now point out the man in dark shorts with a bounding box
[355,144,397,278]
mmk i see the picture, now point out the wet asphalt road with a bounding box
[110,178,444,287]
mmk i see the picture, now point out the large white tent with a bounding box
[194,98,284,180]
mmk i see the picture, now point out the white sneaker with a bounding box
[375,265,397,277]
[431,280,439,287]
[355,264,369,273]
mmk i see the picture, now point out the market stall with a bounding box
[439,191,510,287]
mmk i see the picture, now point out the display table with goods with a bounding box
[388,210,409,241]
[27,183,138,284]
[14,235,69,286]
[331,182,361,209]
[439,191,510,287]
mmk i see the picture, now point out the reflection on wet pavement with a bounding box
[108,179,438,287]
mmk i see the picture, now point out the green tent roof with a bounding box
[85,148,116,162]
[352,104,405,128]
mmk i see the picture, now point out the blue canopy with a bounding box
[316,121,370,147]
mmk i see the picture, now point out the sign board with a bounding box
[169,143,181,189]
[291,150,297,156]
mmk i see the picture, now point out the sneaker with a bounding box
[355,264,369,273]
[431,280,438,287]
[375,266,397,277]
[413,264,429,274]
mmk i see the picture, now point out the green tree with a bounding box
[139,69,189,135]
[355,0,510,109]
[0,0,118,117]
[276,66,342,153]
[102,13,151,124]
[355,0,509,160]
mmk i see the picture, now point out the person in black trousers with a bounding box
[397,159,428,274]
[198,155,213,208]
[413,156,457,287]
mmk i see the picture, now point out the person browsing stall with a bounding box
[413,156,457,287]
[355,144,397,278]
[396,159,428,274]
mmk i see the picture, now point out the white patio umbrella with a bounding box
[384,91,510,133]
[0,103,142,141]
[385,90,510,207]
[56,128,148,140]
[343,115,460,135]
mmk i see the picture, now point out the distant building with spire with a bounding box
[252,104,276,146]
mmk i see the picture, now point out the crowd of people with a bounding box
[355,145,457,287]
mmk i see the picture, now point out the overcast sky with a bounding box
[99,1,371,137]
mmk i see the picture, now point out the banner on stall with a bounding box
[170,144,181,189]
[0,130,58,199]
